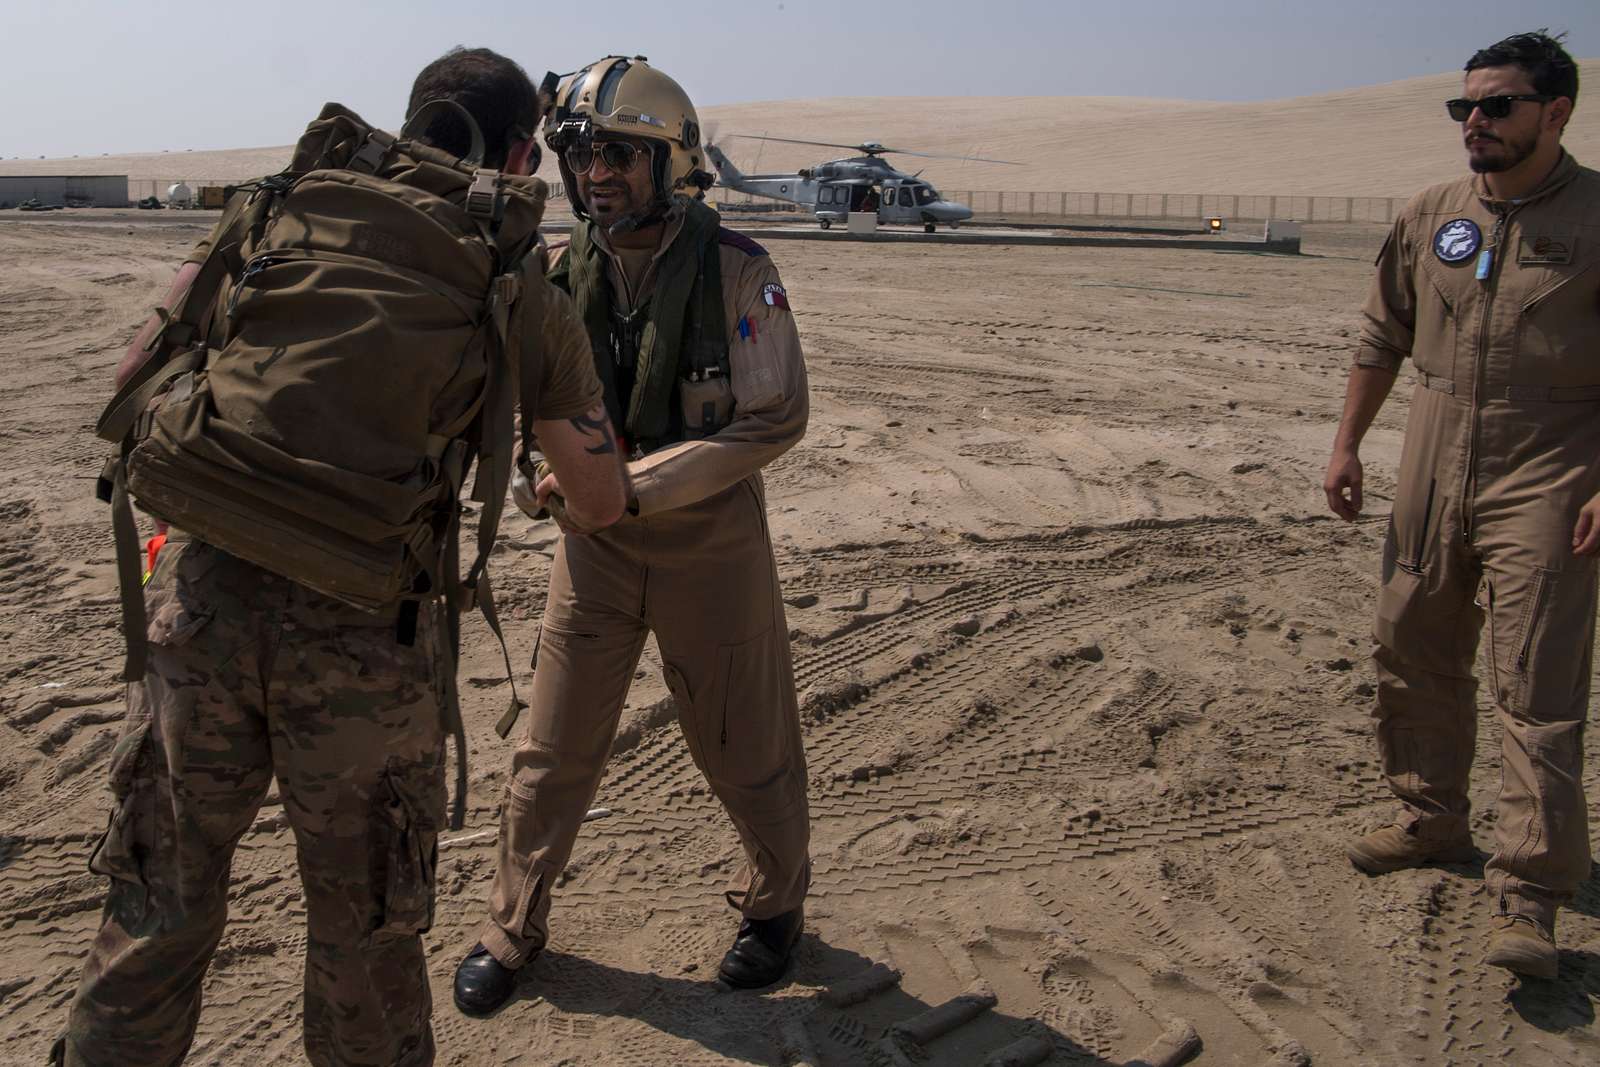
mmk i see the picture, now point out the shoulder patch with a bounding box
[718,227,768,258]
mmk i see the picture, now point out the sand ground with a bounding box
[1,212,1597,1066]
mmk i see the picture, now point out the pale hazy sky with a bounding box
[6,0,1596,158]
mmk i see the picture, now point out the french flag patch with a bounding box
[762,282,789,310]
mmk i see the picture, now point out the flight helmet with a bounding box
[544,56,714,222]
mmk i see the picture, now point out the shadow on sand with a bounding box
[484,935,1119,1065]
[1508,949,1599,1033]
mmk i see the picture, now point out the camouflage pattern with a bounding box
[58,538,450,1067]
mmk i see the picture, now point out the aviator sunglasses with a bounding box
[1445,93,1553,122]
[563,139,645,175]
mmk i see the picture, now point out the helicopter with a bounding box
[703,135,1018,232]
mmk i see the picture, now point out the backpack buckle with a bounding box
[349,130,396,174]
[466,170,502,221]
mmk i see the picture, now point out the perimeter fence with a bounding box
[712,187,1404,224]
[125,177,1402,224]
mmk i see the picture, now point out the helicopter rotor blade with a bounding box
[875,147,1024,164]
[724,133,1021,165]
[725,134,879,153]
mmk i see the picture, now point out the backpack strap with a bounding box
[462,271,521,731]
[431,268,530,823]
[483,265,540,739]
[95,188,262,682]
[94,345,205,446]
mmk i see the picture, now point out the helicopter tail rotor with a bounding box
[702,141,744,185]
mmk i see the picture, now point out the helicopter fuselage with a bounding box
[705,146,973,231]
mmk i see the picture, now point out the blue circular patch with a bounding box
[1433,218,1482,263]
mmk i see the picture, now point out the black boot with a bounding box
[453,943,524,1016]
[718,906,803,989]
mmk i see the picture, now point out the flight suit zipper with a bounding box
[1516,571,1549,673]
[1461,206,1513,544]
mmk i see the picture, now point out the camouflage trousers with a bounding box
[57,539,450,1067]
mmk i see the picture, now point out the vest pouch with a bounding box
[678,372,734,440]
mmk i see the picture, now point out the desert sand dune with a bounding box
[4,62,1597,197]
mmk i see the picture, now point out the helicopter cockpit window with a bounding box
[885,188,897,206]
[914,185,938,205]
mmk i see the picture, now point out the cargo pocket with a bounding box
[702,628,799,819]
[1506,566,1586,723]
[144,541,215,650]
[370,757,446,941]
[87,713,156,897]
[1374,530,1425,656]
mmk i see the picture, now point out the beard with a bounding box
[584,187,635,223]
[1466,128,1538,173]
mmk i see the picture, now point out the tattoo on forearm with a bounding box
[570,410,618,455]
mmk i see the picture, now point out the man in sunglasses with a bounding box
[1324,31,1597,980]
[454,55,812,1014]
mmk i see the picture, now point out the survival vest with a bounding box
[94,102,548,828]
[552,198,728,453]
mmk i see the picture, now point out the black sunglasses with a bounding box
[563,140,645,176]
[1445,93,1553,122]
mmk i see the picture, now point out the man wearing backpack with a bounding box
[55,48,626,1067]
[452,56,812,1014]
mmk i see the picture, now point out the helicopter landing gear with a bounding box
[820,218,831,230]
[924,221,936,234]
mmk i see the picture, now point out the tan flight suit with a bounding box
[479,214,811,969]
[1357,152,1600,928]
[57,233,604,1067]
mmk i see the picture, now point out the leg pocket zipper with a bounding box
[1516,571,1550,673]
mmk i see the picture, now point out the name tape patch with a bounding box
[1433,218,1482,263]
[1518,234,1575,266]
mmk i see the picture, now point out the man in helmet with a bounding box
[454,55,812,1014]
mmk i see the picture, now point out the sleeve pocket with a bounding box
[731,329,787,413]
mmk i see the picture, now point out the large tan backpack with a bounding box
[95,102,546,826]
